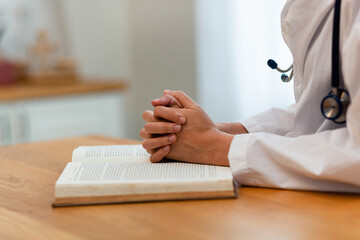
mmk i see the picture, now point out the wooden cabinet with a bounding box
[0,82,126,145]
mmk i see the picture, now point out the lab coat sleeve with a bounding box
[240,104,296,136]
[228,129,360,192]
[228,5,360,192]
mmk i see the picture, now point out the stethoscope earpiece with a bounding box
[281,74,291,83]
[267,59,294,82]
[267,59,278,69]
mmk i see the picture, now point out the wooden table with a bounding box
[1,136,359,240]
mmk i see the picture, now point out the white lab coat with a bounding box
[228,0,360,192]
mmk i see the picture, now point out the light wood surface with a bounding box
[1,136,359,240]
[0,81,126,102]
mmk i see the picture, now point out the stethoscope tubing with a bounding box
[276,64,293,73]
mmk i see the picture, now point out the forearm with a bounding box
[216,122,249,135]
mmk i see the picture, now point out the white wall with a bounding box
[60,0,132,78]
[60,0,197,139]
[195,0,294,123]
[127,0,197,139]
[195,0,240,123]
[0,0,197,140]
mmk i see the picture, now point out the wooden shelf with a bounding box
[0,81,127,101]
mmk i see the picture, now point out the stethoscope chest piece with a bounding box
[321,88,350,123]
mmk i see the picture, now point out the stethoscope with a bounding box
[267,0,350,124]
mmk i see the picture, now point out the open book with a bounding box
[53,145,237,207]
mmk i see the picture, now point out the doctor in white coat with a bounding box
[140,0,360,192]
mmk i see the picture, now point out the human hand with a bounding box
[150,92,248,135]
[147,90,234,166]
[140,92,187,161]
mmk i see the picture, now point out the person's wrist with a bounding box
[216,123,227,132]
[206,130,233,166]
[216,122,248,135]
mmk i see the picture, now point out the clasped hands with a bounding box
[140,90,247,166]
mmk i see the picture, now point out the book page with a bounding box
[55,162,234,197]
[72,145,150,163]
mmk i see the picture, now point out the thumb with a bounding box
[164,90,197,108]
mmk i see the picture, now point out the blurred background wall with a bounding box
[0,0,293,141]
[195,0,293,123]
[61,0,197,139]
